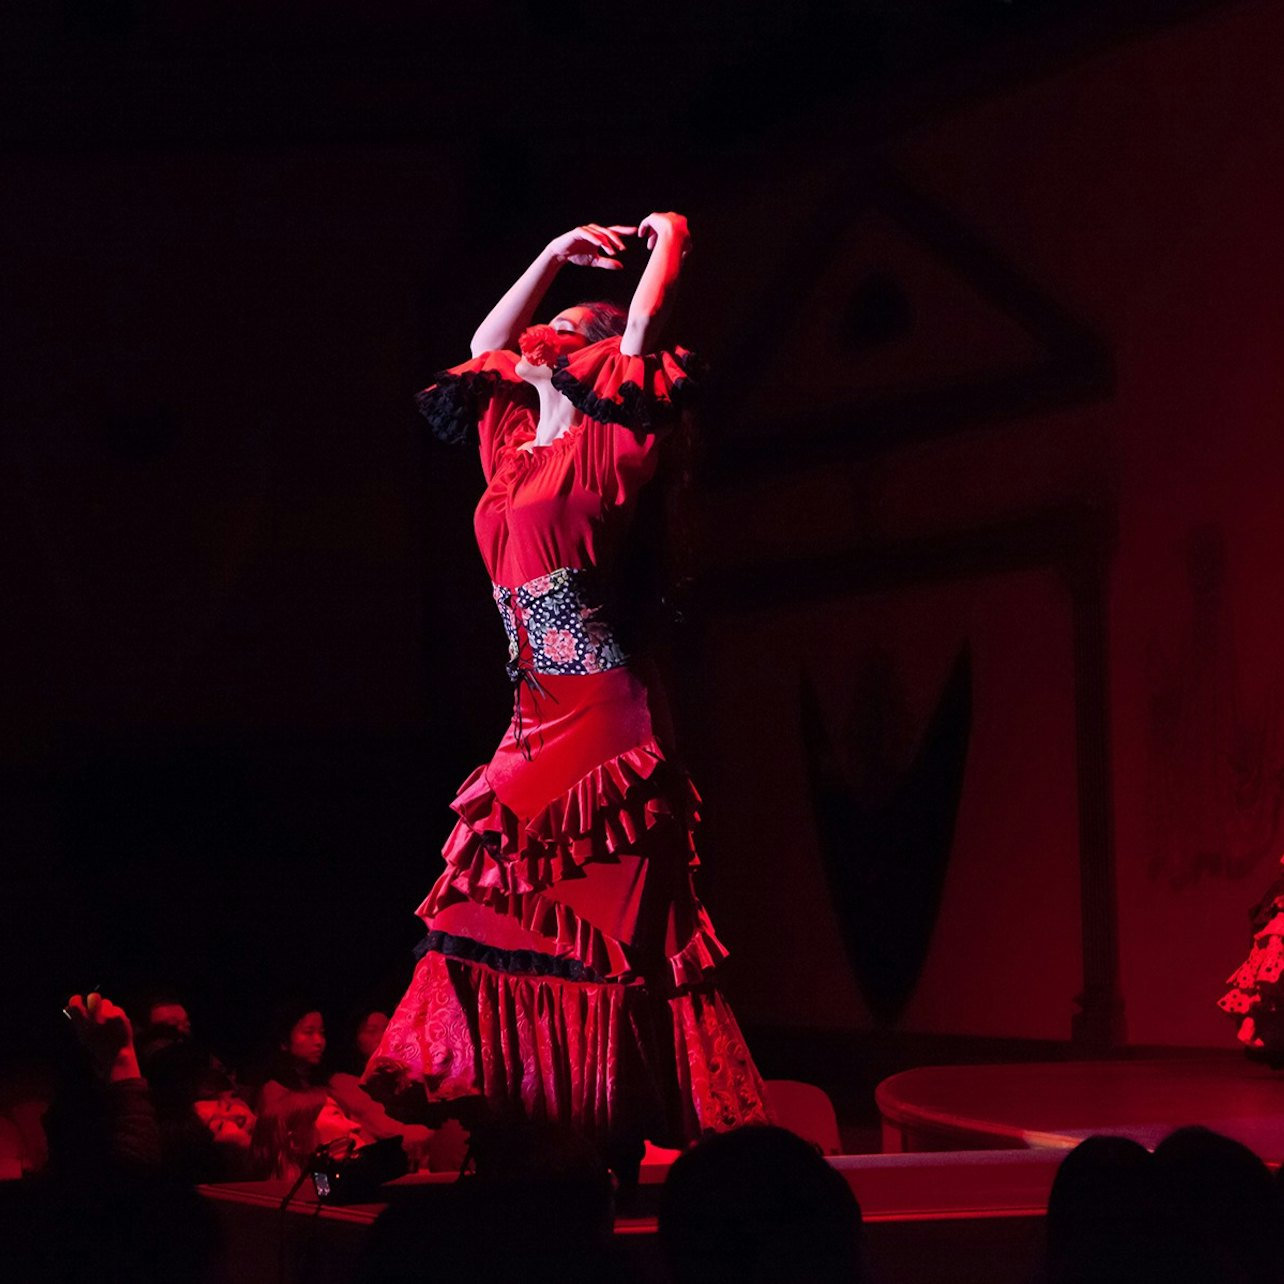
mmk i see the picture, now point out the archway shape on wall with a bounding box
[707,163,1114,481]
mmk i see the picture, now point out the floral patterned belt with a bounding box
[492,567,630,681]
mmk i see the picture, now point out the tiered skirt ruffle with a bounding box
[363,735,769,1144]
[419,738,731,990]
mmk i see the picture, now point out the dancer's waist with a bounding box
[492,567,631,679]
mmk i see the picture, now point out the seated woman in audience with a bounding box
[190,1067,255,1162]
[253,1003,363,1173]
[256,1004,329,1110]
[326,1006,390,1078]
[250,1087,329,1180]
[254,1002,430,1177]
[326,1007,388,1092]
[139,1037,256,1181]
[332,1015,436,1166]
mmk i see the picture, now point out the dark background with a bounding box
[4,0,1282,1081]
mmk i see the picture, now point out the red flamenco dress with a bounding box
[1219,855,1284,1057]
[362,337,771,1149]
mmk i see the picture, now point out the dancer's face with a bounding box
[286,1011,326,1066]
[549,306,593,345]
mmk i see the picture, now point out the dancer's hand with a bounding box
[471,222,637,356]
[546,223,636,270]
[637,212,690,255]
[65,992,142,1082]
[621,213,691,356]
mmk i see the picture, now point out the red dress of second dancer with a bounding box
[363,213,770,1160]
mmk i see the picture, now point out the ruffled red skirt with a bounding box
[363,663,771,1146]
[1219,879,1284,1051]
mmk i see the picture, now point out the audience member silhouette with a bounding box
[1043,1134,1159,1284]
[1151,1125,1284,1284]
[1,993,220,1284]
[356,1119,617,1284]
[659,1124,864,1284]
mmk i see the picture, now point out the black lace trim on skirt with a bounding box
[414,929,608,984]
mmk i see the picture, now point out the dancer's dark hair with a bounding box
[575,299,627,343]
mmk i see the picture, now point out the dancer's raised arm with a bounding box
[469,223,635,358]
[621,212,691,358]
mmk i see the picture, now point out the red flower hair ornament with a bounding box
[518,325,561,368]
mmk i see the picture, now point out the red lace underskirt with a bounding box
[362,950,771,1147]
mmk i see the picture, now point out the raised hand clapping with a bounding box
[65,992,143,1082]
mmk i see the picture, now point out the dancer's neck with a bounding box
[533,382,577,446]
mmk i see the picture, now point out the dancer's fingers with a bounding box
[583,224,621,253]
[597,225,629,252]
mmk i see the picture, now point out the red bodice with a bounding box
[417,337,697,589]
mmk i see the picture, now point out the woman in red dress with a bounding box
[363,213,770,1164]
[1219,857,1284,1060]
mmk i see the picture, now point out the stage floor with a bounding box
[876,1054,1284,1159]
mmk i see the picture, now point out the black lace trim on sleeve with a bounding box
[414,370,511,446]
[413,929,608,984]
[549,348,702,434]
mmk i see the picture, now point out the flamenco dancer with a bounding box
[362,213,771,1173]
[1219,856,1284,1061]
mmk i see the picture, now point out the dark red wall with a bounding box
[689,0,1284,1046]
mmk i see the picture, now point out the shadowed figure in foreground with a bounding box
[355,1120,618,1284]
[659,1124,864,1284]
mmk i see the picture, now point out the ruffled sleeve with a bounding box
[550,337,701,503]
[550,336,701,434]
[414,349,536,480]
